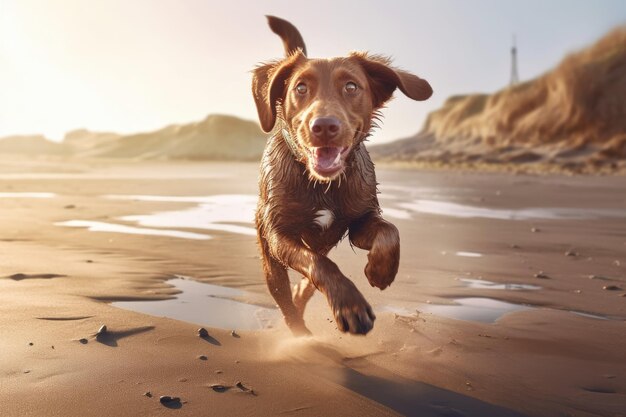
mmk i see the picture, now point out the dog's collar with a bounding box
[280,127,304,160]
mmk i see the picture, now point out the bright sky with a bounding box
[1,0,625,143]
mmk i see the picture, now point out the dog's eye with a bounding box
[345,81,358,93]
[295,83,308,95]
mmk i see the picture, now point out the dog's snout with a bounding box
[309,117,341,141]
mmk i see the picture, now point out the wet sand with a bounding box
[1,156,625,417]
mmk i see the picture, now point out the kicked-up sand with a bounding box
[0,156,624,417]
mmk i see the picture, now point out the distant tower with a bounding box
[510,34,519,86]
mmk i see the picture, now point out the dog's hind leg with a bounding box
[292,277,316,317]
[260,244,311,336]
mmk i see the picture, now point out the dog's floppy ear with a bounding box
[266,15,307,57]
[252,52,304,133]
[351,52,433,109]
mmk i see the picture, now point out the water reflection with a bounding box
[110,194,257,236]
[57,220,210,240]
[113,277,279,330]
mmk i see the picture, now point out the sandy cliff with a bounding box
[0,135,72,156]
[0,114,266,161]
[371,27,626,173]
[75,114,266,161]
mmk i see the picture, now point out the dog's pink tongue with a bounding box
[313,147,341,170]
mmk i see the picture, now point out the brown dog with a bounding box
[252,16,432,336]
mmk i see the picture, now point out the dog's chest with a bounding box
[299,205,348,251]
[314,209,334,230]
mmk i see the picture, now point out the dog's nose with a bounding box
[309,117,341,141]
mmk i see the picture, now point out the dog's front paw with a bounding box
[365,242,399,290]
[365,255,398,290]
[328,281,376,335]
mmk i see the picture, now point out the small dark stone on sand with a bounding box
[620,293,626,297]
[565,251,578,257]
[210,384,230,393]
[197,327,209,338]
[531,227,540,233]
[231,330,240,338]
[64,205,76,209]
[144,391,152,398]
[236,381,250,392]
[197,355,207,361]
[510,244,520,249]
[24,370,31,374]
[79,338,88,344]
[159,396,180,404]
[97,325,107,335]
[534,271,550,279]
[603,285,621,291]
[86,260,93,263]
[215,370,223,374]
[9,272,65,280]
[582,386,617,394]
[28,342,33,346]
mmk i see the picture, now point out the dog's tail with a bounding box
[266,15,307,57]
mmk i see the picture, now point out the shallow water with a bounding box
[56,220,211,240]
[106,193,623,234]
[56,190,625,241]
[419,297,532,323]
[381,298,530,323]
[455,251,483,258]
[388,296,618,324]
[114,277,617,331]
[110,194,258,236]
[570,311,610,321]
[113,277,279,330]
[459,278,541,291]
[380,207,412,220]
[396,199,626,220]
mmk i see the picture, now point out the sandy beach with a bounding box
[1,156,624,416]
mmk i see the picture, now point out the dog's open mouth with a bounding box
[308,146,350,177]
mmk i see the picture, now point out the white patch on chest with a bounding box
[314,209,334,230]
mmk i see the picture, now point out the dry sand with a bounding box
[1,156,624,417]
